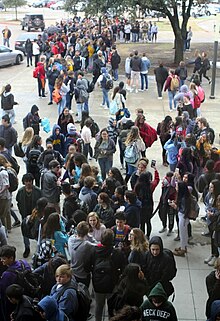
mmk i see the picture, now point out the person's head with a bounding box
[126,126,140,143]
[0,245,16,266]
[0,137,6,150]
[179,60,185,68]
[63,107,70,117]
[119,81,124,89]
[205,159,215,172]
[134,50,138,56]
[83,176,95,188]
[2,114,10,126]
[149,236,163,257]
[61,181,72,196]
[108,167,124,184]
[6,284,24,304]
[81,163,92,178]
[85,118,93,128]
[101,229,114,246]
[125,190,137,205]
[87,212,101,229]
[97,192,110,206]
[4,84,11,93]
[21,127,34,146]
[114,185,127,199]
[31,104,39,115]
[22,173,34,189]
[55,264,72,285]
[46,213,61,236]
[122,263,144,283]
[209,179,220,201]
[49,160,60,175]
[0,154,10,168]
[115,212,126,230]
[135,114,145,125]
[148,282,167,307]
[109,305,141,321]
[197,117,207,129]
[46,138,54,150]
[100,128,109,141]
[35,197,48,218]
[129,228,148,252]
[76,221,89,237]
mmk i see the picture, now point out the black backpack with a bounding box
[90,121,99,138]
[23,114,30,130]
[7,260,42,298]
[0,167,18,193]
[56,281,91,321]
[28,148,41,167]
[92,252,115,293]
[102,74,113,90]
[87,80,95,93]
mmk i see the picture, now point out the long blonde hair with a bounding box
[125,126,141,146]
[21,127,34,146]
[0,154,11,168]
[130,228,149,252]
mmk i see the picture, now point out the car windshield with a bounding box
[30,15,43,19]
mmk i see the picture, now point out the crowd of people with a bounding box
[0,16,219,321]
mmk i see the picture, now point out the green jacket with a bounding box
[141,282,178,321]
[16,186,42,218]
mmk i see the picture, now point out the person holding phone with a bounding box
[134,161,159,238]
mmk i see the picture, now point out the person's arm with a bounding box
[151,169,160,192]
[164,76,171,91]
[58,288,79,316]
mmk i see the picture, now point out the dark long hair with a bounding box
[134,172,152,206]
[42,212,61,239]
[110,167,125,186]
[177,181,191,217]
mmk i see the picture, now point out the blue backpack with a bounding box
[124,142,139,164]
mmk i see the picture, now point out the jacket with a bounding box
[145,237,177,296]
[47,69,60,87]
[93,204,115,228]
[36,62,46,80]
[37,149,64,170]
[111,51,121,69]
[141,282,178,321]
[10,295,36,321]
[154,66,168,84]
[16,186,42,218]
[25,41,33,55]
[42,170,60,203]
[49,124,65,157]
[38,294,72,321]
[68,237,95,279]
[141,57,151,73]
[63,193,80,221]
[79,187,97,213]
[130,56,142,72]
[206,271,220,318]
[1,92,18,111]
[164,138,180,165]
[0,124,17,149]
[124,200,141,228]
[94,138,116,160]
[58,113,74,135]
[27,105,40,135]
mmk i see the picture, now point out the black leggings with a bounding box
[140,206,153,238]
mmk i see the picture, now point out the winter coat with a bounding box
[0,124,17,149]
[49,124,65,157]
[38,295,69,321]
[206,271,220,318]
[16,186,42,218]
[1,91,18,111]
[79,187,97,213]
[111,51,121,69]
[154,66,168,84]
[26,105,41,135]
[130,56,142,72]
[25,41,33,55]
[94,138,116,161]
[47,69,60,87]
[164,138,181,165]
[42,170,60,203]
[124,200,141,228]
[93,204,115,228]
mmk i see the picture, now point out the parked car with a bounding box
[50,1,64,10]
[32,0,46,7]
[15,32,42,54]
[0,45,24,67]
[191,4,217,17]
[21,14,45,32]
[46,0,57,8]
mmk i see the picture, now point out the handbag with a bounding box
[14,142,25,158]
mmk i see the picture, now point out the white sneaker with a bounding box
[139,89,144,92]
[208,256,217,266]
[100,104,105,107]
[130,88,133,93]
[103,106,108,110]
[204,254,214,264]
[158,97,162,100]
[135,89,138,93]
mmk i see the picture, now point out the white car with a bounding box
[0,45,24,67]
[50,1,64,9]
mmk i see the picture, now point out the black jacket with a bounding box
[0,124,17,149]
[1,92,18,111]
[206,270,220,318]
[111,52,121,69]
[154,66,169,84]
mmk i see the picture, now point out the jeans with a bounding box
[169,163,177,172]
[23,236,30,249]
[156,82,163,97]
[2,109,15,124]
[140,73,148,90]
[26,53,32,66]
[58,96,66,115]
[48,84,54,103]
[178,212,189,250]
[3,38,10,47]
[76,103,85,121]
[167,90,177,110]
[102,88,110,108]
[112,69,118,80]
[95,292,111,321]
[179,79,185,87]
[37,78,45,97]
[98,157,113,180]
[84,99,89,113]
[127,164,137,176]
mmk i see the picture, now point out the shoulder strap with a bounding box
[56,281,77,302]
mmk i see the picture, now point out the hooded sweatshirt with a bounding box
[50,124,65,156]
[27,104,40,135]
[79,186,97,213]
[141,282,178,321]
[1,91,17,110]
[38,295,68,321]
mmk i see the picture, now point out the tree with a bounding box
[135,0,194,64]
[3,0,27,20]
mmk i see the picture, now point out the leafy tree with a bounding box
[134,0,195,64]
[3,0,27,20]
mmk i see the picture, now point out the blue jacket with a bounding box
[38,295,69,321]
[141,57,151,73]
[124,199,141,228]
[164,138,180,165]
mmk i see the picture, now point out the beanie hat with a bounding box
[67,123,76,134]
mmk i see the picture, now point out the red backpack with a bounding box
[194,94,201,109]
[33,68,39,78]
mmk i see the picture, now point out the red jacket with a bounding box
[138,122,157,148]
[36,62,45,79]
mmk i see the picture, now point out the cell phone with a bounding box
[151,160,156,168]
[175,168,180,174]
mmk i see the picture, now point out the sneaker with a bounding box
[23,247,30,258]
[208,256,217,266]
[100,104,105,107]
[135,89,138,94]
[167,230,172,236]
[158,97,162,100]
[12,221,21,228]
[174,236,180,241]
[139,89,144,92]
[159,227,167,233]
[204,255,214,264]
[104,106,108,110]
[48,102,53,105]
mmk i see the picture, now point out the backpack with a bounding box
[90,121,99,138]
[1,167,19,193]
[56,282,91,321]
[92,253,115,293]
[179,67,187,80]
[52,89,62,104]
[188,195,200,220]
[170,75,179,91]
[193,94,201,109]
[28,148,41,167]
[124,142,139,164]
[7,260,42,298]
[206,127,215,144]
[33,68,39,78]
[162,248,177,296]
[102,74,113,90]
[23,114,29,130]
[14,142,25,158]
[87,81,95,93]
[21,215,39,240]
[78,87,89,103]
